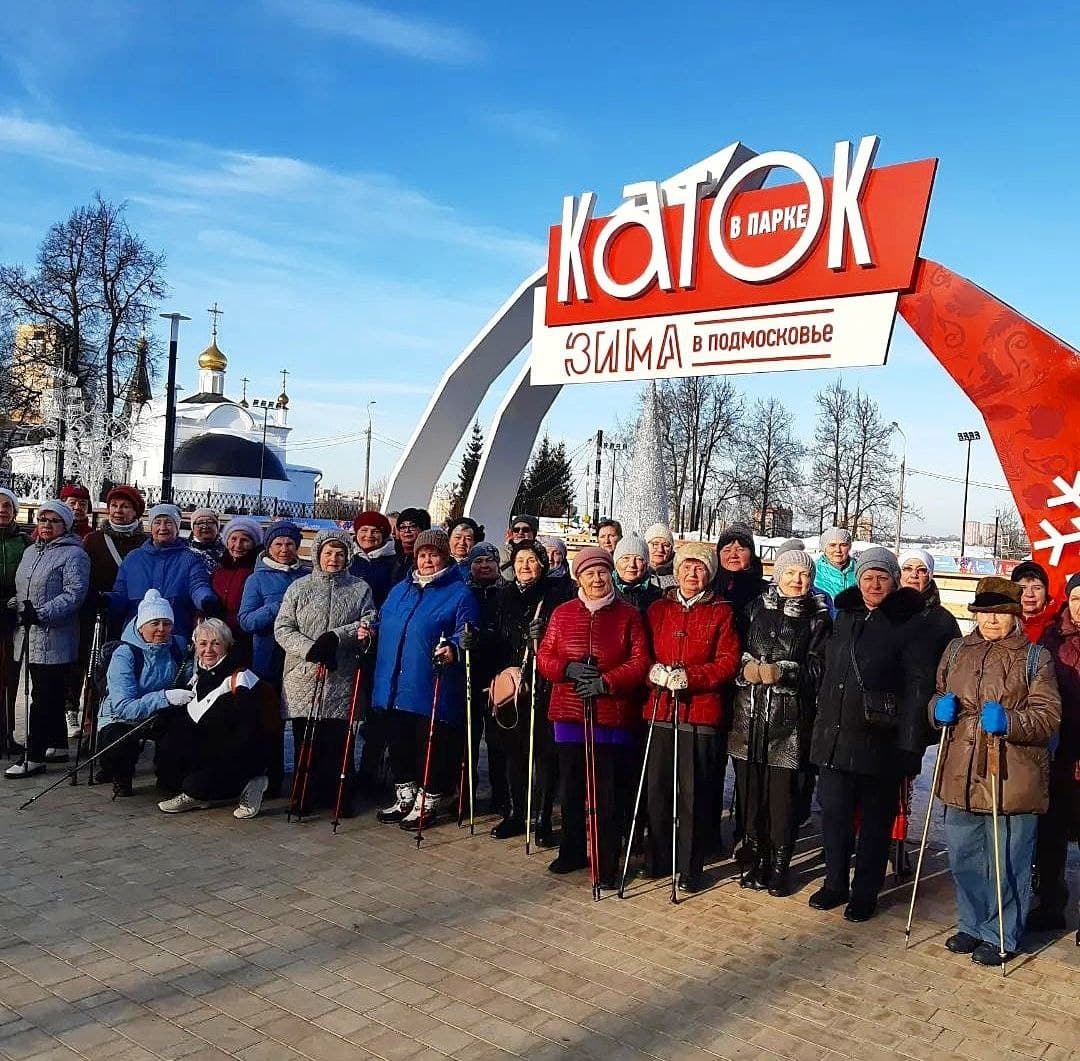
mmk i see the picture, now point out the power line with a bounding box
[907,467,1011,492]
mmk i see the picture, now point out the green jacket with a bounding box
[0,525,29,597]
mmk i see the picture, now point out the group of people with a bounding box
[1,486,1076,965]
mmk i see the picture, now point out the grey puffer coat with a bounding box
[13,531,91,665]
[274,529,377,720]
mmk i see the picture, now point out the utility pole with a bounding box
[363,401,376,509]
[957,430,981,558]
[602,440,627,520]
[890,421,907,552]
[158,312,190,503]
[592,430,603,533]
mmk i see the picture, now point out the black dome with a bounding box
[173,433,288,481]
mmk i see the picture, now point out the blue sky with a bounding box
[0,1,1076,533]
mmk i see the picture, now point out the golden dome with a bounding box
[276,391,289,409]
[198,340,227,372]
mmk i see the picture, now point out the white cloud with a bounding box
[263,0,483,64]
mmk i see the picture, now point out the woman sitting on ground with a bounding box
[157,618,280,820]
[95,589,189,798]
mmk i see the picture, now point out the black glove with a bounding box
[574,674,606,700]
[20,602,40,628]
[565,661,600,682]
[201,596,225,619]
[459,625,476,651]
[306,631,339,669]
[528,617,544,643]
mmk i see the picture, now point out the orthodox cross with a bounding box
[207,302,224,340]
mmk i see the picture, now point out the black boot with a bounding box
[753,843,772,889]
[767,846,793,897]
[739,840,763,889]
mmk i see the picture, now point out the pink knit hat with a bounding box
[572,546,613,580]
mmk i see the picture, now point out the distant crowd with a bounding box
[2,484,1076,967]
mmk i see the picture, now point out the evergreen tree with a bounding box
[514,435,575,517]
[450,419,484,518]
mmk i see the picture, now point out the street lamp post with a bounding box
[363,401,376,510]
[957,430,982,558]
[255,400,271,514]
[158,312,190,503]
[890,421,907,553]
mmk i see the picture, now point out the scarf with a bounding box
[261,555,299,573]
[361,539,396,561]
[105,519,142,536]
[578,588,616,613]
[413,565,451,589]
[548,562,568,579]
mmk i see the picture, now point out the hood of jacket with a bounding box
[311,528,354,578]
[143,536,190,555]
[921,578,943,611]
[30,530,85,556]
[359,538,396,561]
[834,584,924,622]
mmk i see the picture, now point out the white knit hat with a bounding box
[643,522,673,544]
[0,487,19,510]
[898,548,934,575]
[38,499,74,531]
[147,503,181,529]
[820,526,852,547]
[136,589,174,629]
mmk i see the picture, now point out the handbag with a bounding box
[487,600,544,730]
[849,638,897,729]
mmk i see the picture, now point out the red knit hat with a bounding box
[60,483,91,502]
[572,546,614,580]
[105,485,146,518]
[353,510,391,539]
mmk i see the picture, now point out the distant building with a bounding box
[753,504,793,538]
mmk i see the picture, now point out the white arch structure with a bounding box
[384,143,767,534]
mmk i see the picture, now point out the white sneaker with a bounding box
[4,760,44,778]
[377,782,417,824]
[234,775,269,820]
[66,711,81,739]
[400,789,444,831]
[158,793,211,814]
[44,747,70,763]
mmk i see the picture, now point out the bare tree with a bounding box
[994,503,1030,559]
[738,398,804,533]
[656,376,743,533]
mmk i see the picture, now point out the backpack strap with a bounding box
[943,638,962,684]
[1026,643,1041,687]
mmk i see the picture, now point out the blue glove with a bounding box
[981,701,1008,736]
[933,693,959,726]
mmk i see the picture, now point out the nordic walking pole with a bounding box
[464,626,475,834]
[904,725,949,947]
[671,686,680,906]
[417,635,449,849]
[0,629,8,760]
[18,711,160,811]
[71,614,105,786]
[332,666,363,833]
[296,665,326,823]
[583,694,600,900]
[289,664,324,822]
[988,735,1008,976]
[619,686,663,898]
[525,644,538,854]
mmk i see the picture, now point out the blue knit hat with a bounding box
[264,520,302,547]
[222,516,262,547]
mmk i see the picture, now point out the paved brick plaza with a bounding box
[1,753,1078,1061]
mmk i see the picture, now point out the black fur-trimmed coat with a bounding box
[729,586,832,769]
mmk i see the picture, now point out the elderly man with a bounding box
[814,527,857,601]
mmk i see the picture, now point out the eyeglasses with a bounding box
[511,526,533,535]
[397,522,419,532]
[193,520,217,528]
[37,517,64,525]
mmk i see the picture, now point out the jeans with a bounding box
[944,805,1036,953]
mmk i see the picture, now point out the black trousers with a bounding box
[817,765,900,902]
[386,709,463,796]
[0,624,16,745]
[733,758,798,852]
[97,721,144,782]
[557,741,634,884]
[645,725,720,877]
[290,717,349,811]
[491,706,557,824]
[1035,770,1080,916]
[25,663,68,761]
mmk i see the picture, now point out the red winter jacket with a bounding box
[211,556,256,643]
[645,592,740,727]
[538,595,650,728]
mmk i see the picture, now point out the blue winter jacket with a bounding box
[238,555,309,680]
[107,538,218,640]
[814,557,857,602]
[371,564,480,726]
[97,619,188,728]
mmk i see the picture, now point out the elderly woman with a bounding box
[349,511,397,607]
[538,547,649,887]
[899,548,961,661]
[371,529,480,829]
[731,550,831,895]
[809,547,936,921]
[1031,572,1080,935]
[95,590,189,797]
[613,536,661,615]
[930,577,1060,964]
[714,524,768,634]
[539,535,573,597]
[645,523,676,592]
[643,543,740,892]
[814,526,858,601]
[5,499,90,778]
[447,517,482,575]
[210,516,262,663]
[275,528,376,813]
[487,539,574,841]
[157,618,279,820]
[0,487,28,754]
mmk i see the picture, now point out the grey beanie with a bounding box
[855,546,900,583]
[613,534,649,564]
[467,542,500,564]
[38,498,74,531]
[820,526,852,548]
[774,549,815,584]
[775,537,805,557]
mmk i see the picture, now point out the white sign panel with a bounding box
[530,289,899,385]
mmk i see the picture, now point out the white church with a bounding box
[9,312,321,507]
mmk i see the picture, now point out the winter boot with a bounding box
[739,840,763,889]
[377,782,417,824]
[66,711,81,739]
[400,789,444,831]
[767,846,793,897]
